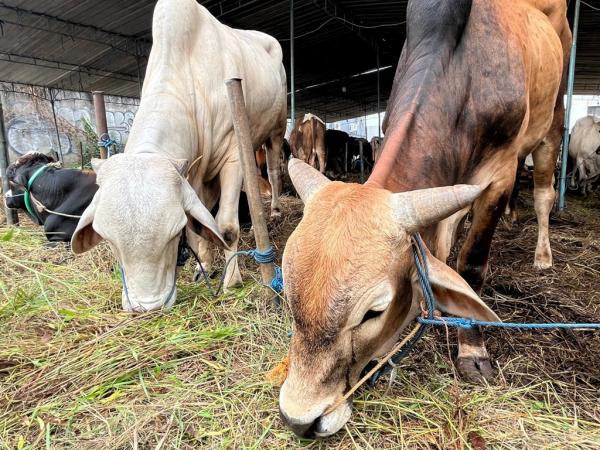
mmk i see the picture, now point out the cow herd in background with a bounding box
[0,0,592,440]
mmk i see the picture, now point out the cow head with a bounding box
[279,159,499,438]
[71,153,227,312]
[4,152,55,217]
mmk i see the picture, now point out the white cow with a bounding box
[70,0,287,311]
[569,116,600,195]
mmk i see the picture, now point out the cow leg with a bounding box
[190,179,220,282]
[503,158,524,229]
[532,138,559,269]
[265,136,283,218]
[435,207,470,263]
[217,160,243,289]
[456,174,515,383]
[309,151,317,170]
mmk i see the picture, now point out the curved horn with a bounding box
[391,184,485,232]
[288,158,331,203]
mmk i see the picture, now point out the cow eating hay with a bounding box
[278,0,571,438]
[70,0,287,312]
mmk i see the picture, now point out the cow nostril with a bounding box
[279,409,320,439]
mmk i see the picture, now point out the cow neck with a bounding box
[366,0,478,194]
[365,81,472,194]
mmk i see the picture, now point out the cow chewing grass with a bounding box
[1,193,599,448]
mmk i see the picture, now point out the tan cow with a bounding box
[289,113,327,173]
[70,0,286,311]
[279,0,570,438]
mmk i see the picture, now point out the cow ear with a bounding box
[91,158,106,173]
[411,246,499,322]
[71,196,103,254]
[181,179,229,250]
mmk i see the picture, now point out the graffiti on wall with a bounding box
[7,115,72,155]
[1,84,139,163]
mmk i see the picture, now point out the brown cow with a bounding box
[289,113,327,173]
[279,0,570,438]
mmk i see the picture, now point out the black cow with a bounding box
[5,152,98,243]
[325,130,374,178]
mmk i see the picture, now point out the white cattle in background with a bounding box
[70,0,287,311]
[569,116,600,195]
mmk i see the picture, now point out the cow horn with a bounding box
[391,184,485,232]
[288,158,331,203]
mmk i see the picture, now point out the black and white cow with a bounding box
[5,152,98,243]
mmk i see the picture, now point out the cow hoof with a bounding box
[533,259,552,270]
[456,356,495,384]
[270,209,282,220]
[533,252,552,270]
[193,263,214,283]
[224,274,243,290]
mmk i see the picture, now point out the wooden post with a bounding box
[92,91,109,159]
[359,140,365,183]
[225,78,275,285]
[0,101,19,225]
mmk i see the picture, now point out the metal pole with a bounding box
[290,0,295,128]
[79,141,84,170]
[92,91,109,159]
[377,46,381,137]
[49,89,64,163]
[225,78,275,285]
[558,0,581,210]
[0,101,18,225]
[344,141,348,174]
[359,139,364,183]
[135,40,143,97]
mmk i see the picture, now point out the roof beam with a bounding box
[311,0,381,50]
[0,52,139,85]
[0,3,151,57]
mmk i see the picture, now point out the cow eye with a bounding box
[360,309,384,325]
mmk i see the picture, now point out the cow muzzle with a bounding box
[278,380,352,438]
[120,268,177,312]
[279,400,351,438]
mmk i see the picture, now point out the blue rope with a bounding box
[189,245,284,297]
[369,232,600,386]
[417,317,600,330]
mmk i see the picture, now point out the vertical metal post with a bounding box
[376,46,381,137]
[359,140,364,183]
[135,40,143,98]
[344,141,348,174]
[92,91,109,159]
[225,78,275,285]
[49,89,64,163]
[290,0,296,128]
[0,101,18,225]
[364,106,368,139]
[558,0,581,210]
[79,141,84,170]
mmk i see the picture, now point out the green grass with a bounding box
[1,201,600,449]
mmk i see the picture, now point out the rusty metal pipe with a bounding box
[92,91,109,159]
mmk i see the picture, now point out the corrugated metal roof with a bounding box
[0,0,597,120]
